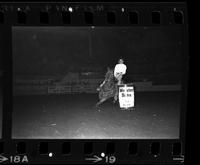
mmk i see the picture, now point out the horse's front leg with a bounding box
[113,87,118,103]
[113,94,118,103]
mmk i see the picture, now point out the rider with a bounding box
[114,58,127,85]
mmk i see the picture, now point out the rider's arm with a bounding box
[122,64,127,75]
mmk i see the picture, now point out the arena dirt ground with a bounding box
[12,92,180,139]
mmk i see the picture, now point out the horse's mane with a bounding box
[104,69,113,81]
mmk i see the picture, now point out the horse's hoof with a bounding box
[95,104,100,109]
[113,99,117,104]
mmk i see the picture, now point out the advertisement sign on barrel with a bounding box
[118,84,135,109]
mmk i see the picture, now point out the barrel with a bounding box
[118,83,135,109]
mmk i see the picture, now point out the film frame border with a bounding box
[0,2,188,164]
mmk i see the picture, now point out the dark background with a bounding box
[12,27,183,84]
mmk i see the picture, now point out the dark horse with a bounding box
[96,67,118,107]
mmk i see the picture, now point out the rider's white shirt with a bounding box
[114,63,127,78]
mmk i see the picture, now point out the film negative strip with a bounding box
[0,2,188,165]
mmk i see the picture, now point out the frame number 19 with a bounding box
[105,156,116,164]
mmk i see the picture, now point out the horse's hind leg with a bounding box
[96,98,107,108]
[95,101,101,108]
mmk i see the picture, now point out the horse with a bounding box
[96,68,118,107]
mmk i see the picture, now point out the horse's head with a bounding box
[105,68,114,81]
